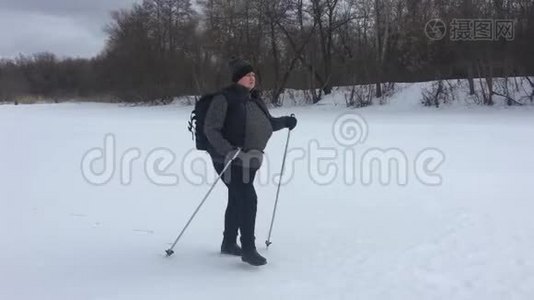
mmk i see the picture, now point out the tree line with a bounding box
[1,0,533,106]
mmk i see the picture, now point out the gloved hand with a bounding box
[224,148,264,169]
[284,115,297,130]
[224,147,242,166]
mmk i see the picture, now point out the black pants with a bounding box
[213,161,259,251]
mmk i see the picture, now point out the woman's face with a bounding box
[237,72,256,90]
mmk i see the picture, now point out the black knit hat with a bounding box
[229,57,254,83]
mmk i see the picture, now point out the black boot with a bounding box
[241,249,267,266]
[221,240,242,256]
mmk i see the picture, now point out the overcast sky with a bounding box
[0,0,141,59]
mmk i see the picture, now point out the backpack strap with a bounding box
[188,110,196,140]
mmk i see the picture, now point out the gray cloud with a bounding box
[0,0,140,58]
[0,0,135,16]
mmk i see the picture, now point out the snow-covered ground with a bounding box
[1,83,534,299]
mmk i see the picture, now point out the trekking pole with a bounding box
[265,114,294,248]
[165,149,241,257]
